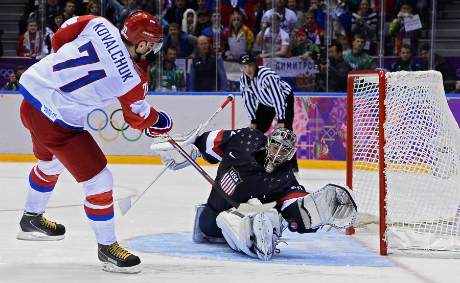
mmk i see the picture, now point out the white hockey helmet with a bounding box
[264,128,297,173]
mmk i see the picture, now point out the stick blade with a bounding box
[118,197,132,216]
[236,201,276,213]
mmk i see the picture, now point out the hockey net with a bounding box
[347,70,460,255]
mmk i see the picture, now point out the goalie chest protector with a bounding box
[208,128,302,213]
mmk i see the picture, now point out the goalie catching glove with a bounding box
[298,183,357,230]
[144,110,173,137]
[150,125,202,170]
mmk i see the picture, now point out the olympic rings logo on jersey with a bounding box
[0,69,14,79]
[87,109,143,142]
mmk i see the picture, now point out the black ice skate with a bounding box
[98,242,141,274]
[17,211,65,241]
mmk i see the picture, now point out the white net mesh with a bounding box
[350,71,460,251]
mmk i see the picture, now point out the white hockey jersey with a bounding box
[19,16,159,131]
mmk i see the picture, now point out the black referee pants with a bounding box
[254,91,298,171]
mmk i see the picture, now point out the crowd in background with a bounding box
[5,0,458,93]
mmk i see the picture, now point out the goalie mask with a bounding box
[264,128,297,173]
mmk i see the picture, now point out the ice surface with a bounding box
[1,163,459,283]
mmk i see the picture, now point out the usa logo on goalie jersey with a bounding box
[220,167,242,195]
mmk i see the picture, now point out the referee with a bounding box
[238,52,298,176]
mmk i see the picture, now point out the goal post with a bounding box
[347,70,460,257]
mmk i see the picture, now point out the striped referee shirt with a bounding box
[240,66,292,123]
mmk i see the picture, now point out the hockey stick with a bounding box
[118,94,235,215]
[165,135,277,213]
[118,162,172,215]
[150,94,235,145]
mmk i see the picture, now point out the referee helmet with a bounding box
[239,52,255,65]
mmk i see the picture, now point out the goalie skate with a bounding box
[193,204,226,243]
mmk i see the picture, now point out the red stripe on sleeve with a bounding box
[277,192,308,206]
[213,130,225,158]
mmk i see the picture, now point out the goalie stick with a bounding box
[118,162,172,215]
[118,94,235,215]
[150,94,235,145]
[165,135,277,213]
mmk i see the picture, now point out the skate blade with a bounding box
[17,230,65,241]
[101,262,142,274]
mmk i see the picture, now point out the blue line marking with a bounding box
[127,229,394,267]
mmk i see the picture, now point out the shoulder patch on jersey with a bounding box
[220,167,242,196]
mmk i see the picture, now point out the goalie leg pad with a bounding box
[252,213,275,261]
[298,183,358,230]
[216,209,281,260]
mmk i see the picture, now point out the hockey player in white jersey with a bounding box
[17,11,171,273]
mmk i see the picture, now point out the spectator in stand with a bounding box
[42,12,64,56]
[182,9,197,35]
[164,23,197,59]
[202,10,228,53]
[261,0,298,35]
[140,0,160,17]
[393,0,428,21]
[257,13,290,58]
[196,0,207,14]
[329,0,349,41]
[298,11,323,46]
[337,33,350,52]
[190,35,228,92]
[107,0,141,29]
[351,0,377,55]
[17,17,42,58]
[86,1,100,16]
[288,29,320,59]
[63,0,76,21]
[389,0,421,55]
[342,33,376,71]
[217,2,257,33]
[391,44,420,72]
[308,0,321,26]
[149,46,186,92]
[287,0,304,28]
[2,66,27,91]
[46,0,65,25]
[193,10,212,37]
[420,44,455,93]
[255,0,273,37]
[164,0,189,29]
[320,42,352,92]
[222,12,254,60]
[20,0,39,36]
[297,0,310,12]
[311,0,351,41]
